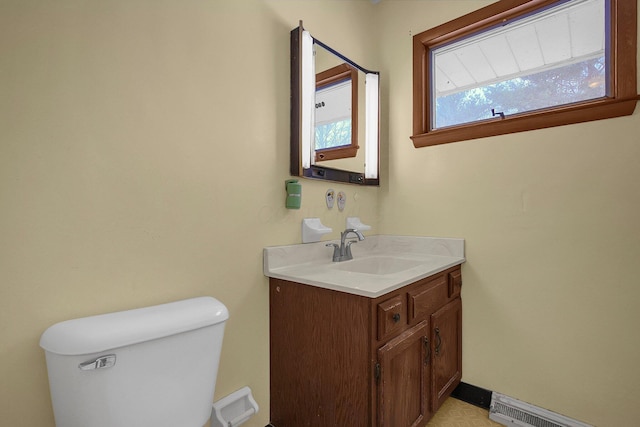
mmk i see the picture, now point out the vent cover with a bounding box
[489,392,592,427]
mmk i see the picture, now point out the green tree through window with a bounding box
[435,57,606,128]
[316,119,352,149]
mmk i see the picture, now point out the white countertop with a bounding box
[263,235,465,298]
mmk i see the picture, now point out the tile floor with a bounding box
[426,397,502,427]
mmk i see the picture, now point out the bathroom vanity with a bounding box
[264,236,465,427]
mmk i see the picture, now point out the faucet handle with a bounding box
[326,243,340,262]
[345,240,359,258]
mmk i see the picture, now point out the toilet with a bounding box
[39,296,229,427]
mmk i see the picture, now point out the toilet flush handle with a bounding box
[78,354,116,371]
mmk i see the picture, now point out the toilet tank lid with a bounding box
[40,297,229,356]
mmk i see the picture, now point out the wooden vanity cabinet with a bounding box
[269,265,462,427]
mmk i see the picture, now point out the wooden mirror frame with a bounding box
[315,63,359,162]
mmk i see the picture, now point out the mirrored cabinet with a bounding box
[290,23,380,186]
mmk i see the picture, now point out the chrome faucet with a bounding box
[326,229,365,262]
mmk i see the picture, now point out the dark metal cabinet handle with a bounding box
[392,313,401,323]
[435,327,442,355]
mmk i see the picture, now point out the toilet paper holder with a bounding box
[211,386,259,427]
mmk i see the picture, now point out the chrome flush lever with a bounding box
[78,354,116,371]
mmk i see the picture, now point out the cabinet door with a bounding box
[377,320,431,427]
[430,298,462,412]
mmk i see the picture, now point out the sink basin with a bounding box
[330,256,424,275]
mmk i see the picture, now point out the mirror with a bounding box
[290,24,380,186]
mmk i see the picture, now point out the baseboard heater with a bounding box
[489,392,592,427]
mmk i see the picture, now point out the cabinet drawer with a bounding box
[408,275,448,322]
[377,294,406,341]
[448,270,462,298]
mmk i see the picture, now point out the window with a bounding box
[315,63,359,162]
[412,0,638,147]
[316,78,353,149]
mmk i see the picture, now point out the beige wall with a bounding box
[376,1,640,426]
[0,1,377,426]
[1,0,638,426]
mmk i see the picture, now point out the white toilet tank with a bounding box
[40,296,229,427]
